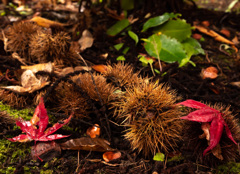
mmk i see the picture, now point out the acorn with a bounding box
[102,63,143,89]
[3,21,42,61]
[181,104,240,167]
[113,80,183,157]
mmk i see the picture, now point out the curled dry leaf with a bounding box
[230,81,240,88]
[200,66,218,80]
[59,137,115,152]
[103,151,121,162]
[29,16,66,28]
[21,62,53,74]
[86,124,100,138]
[78,30,94,51]
[92,65,108,73]
[1,63,53,94]
[194,25,238,52]
[178,100,237,157]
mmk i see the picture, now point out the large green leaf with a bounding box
[142,12,180,32]
[159,34,187,63]
[179,37,205,67]
[143,34,162,59]
[107,19,130,36]
[154,19,191,42]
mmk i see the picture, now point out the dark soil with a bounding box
[0,0,240,173]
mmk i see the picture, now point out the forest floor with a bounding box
[0,0,240,173]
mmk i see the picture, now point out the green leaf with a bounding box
[153,152,165,161]
[179,38,204,67]
[128,31,139,45]
[154,19,192,42]
[159,34,187,63]
[142,12,180,32]
[144,34,162,59]
[114,43,124,51]
[107,19,130,36]
[138,55,153,65]
[116,55,126,61]
[122,47,130,54]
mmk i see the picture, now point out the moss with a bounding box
[0,101,34,121]
[217,162,240,174]
[0,139,30,173]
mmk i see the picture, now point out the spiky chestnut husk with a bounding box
[50,81,90,119]
[0,89,28,108]
[181,104,240,167]
[29,31,79,66]
[4,21,43,60]
[113,80,183,157]
[0,111,15,130]
[102,63,143,89]
[50,73,116,119]
[0,89,46,108]
[72,73,117,104]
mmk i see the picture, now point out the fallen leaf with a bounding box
[103,151,121,162]
[78,30,94,51]
[60,137,115,152]
[92,65,108,73]
[220,28,230,38]
[194,25,238,52]
[192,33,202,40]
[178,100,237,156]
[8,98,72,142]
[201,20,210,27]
[21,62,53,74]
[29,16,66,28]
[200,66,218,79]
[230,81,240,88]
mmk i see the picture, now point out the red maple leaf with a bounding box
[8,97,72,142]
[178,99,237,156]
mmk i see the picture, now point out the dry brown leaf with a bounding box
[199,122,210,140]
[21,62,53,74]
[211,144,223,160]
[29,16,66,28]
[78,30,94,51]
[194,25,238,52]
[59,137,115,152]
[200,66,218,80]
[103,151,121,162]
[92,65,108,73]
[230,81,240,88]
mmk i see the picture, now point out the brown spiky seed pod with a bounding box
[102,63,143,89]
[52,81,89,119]
[29,31,77,65]
[4,21,42,60]
[51,73,116,119]
[72,73,117,104]
[113,80,183,157]
[182,104,240,167]
[0,89,28,108]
